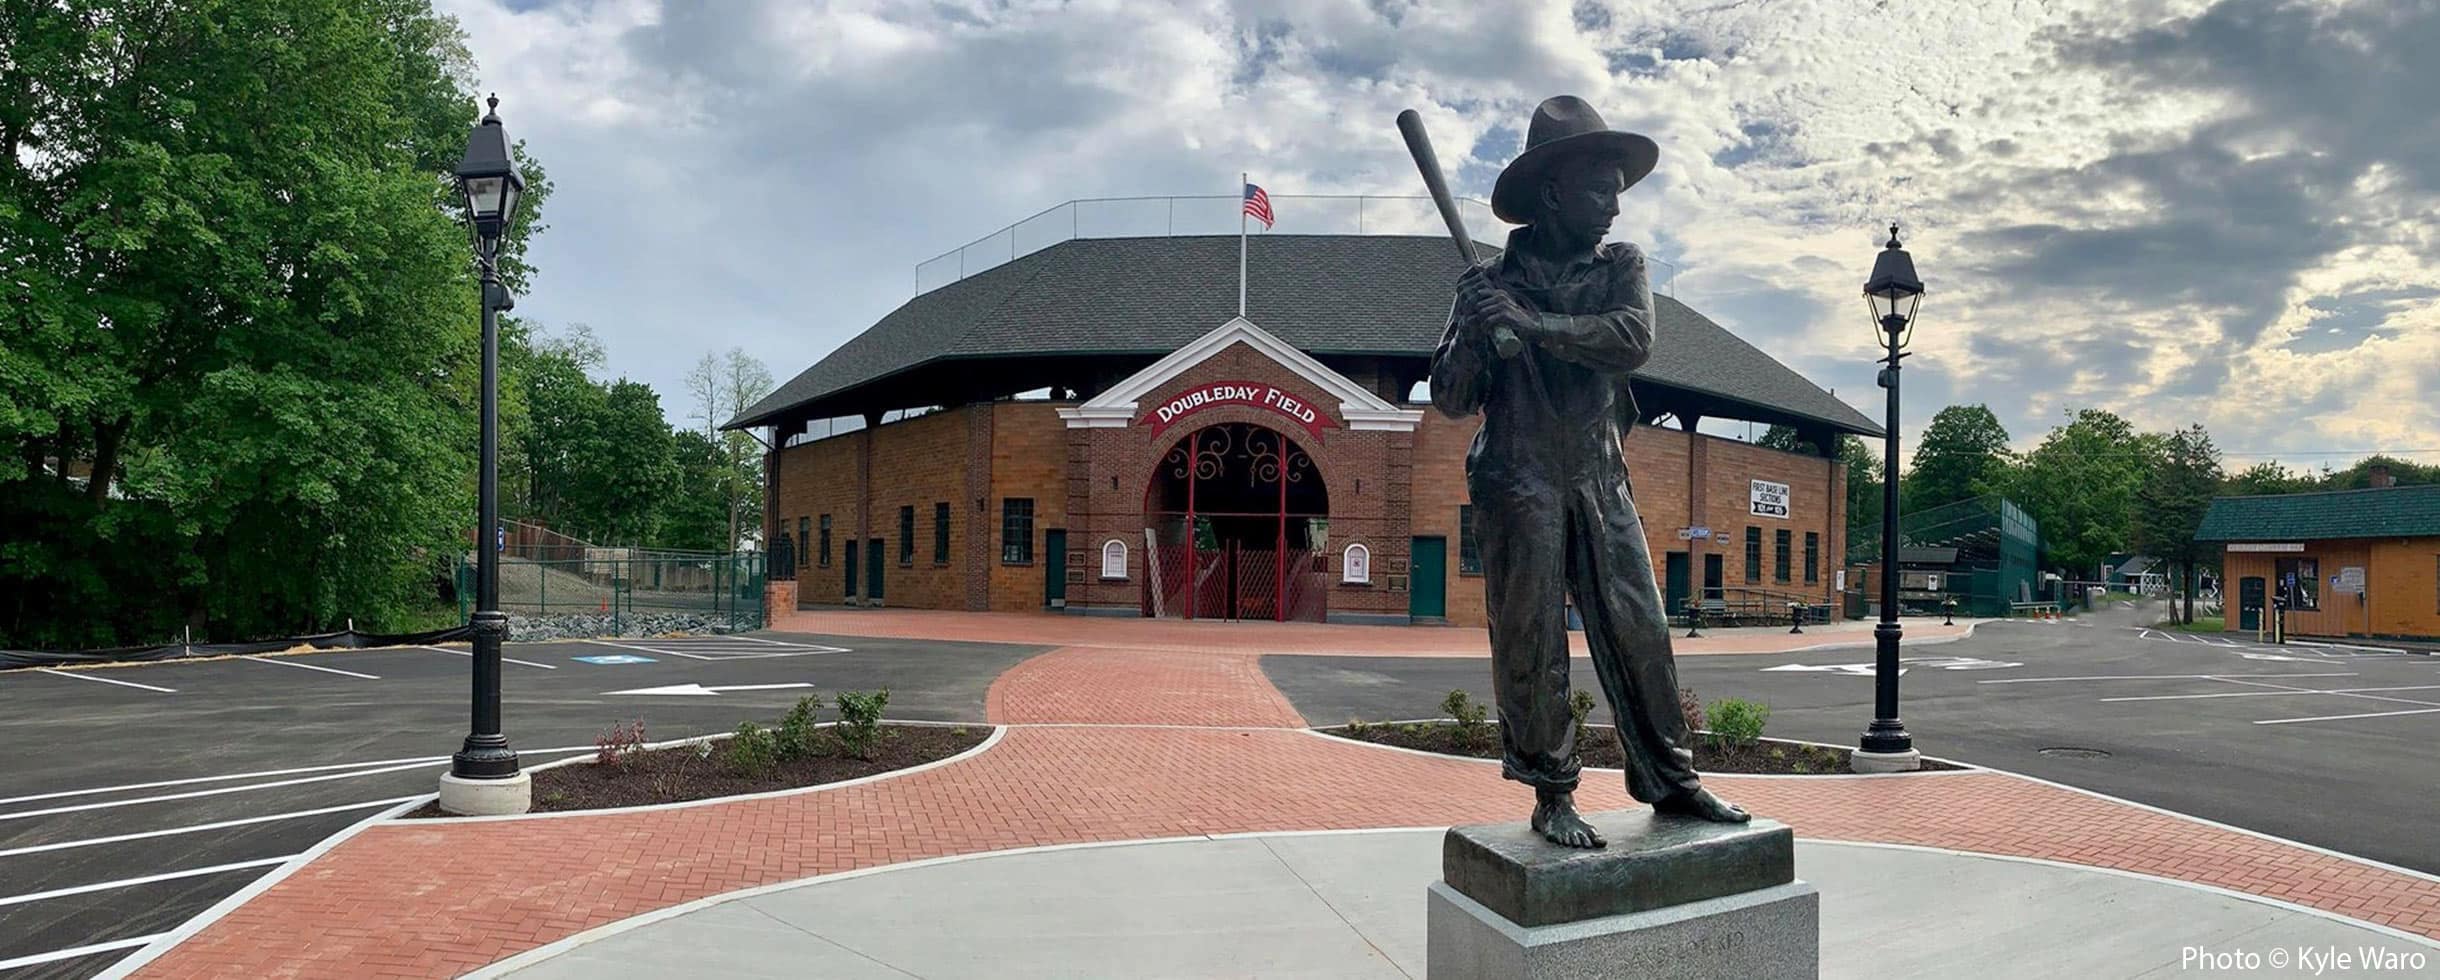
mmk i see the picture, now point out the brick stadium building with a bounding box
[727,226,1880,628]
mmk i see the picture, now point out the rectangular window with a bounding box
[898,506,915,565]
[1745,527,1762,584]
[1001,498,1035,564]
[796,517,810,569]
[1459,505,1482,575]
[1804,532,1819,584]
[934,502,951,565]
[2275,557,2320,611]
[818,515,832,567]
[1774,529,1792,583]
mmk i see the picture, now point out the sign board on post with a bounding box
[2335,566,2364,594]
[1749,480,1790,519]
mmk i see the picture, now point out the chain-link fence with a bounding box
[457,551,766,633]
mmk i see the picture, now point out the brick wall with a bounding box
[772,429,866,605]
[1412,417,1843,628]
[989,402,1069,612]
[860,408,972,610]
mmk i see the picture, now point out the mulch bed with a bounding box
[1322,722,1966,775]
[404,724,991,817]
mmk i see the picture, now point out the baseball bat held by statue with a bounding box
[1397,108,1523,359]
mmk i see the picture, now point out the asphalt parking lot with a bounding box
[1263,607,2440,877]
[0,632,1042,979]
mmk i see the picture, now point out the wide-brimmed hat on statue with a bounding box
[1490,95,1658,224]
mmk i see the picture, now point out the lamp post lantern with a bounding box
[439,94,531,815]
[1855,222,1924,773]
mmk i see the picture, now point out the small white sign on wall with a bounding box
[1342,544,1372,584]
[1101,539,1128,580]
[1835,569,1847,591]
[1750,479,1791,519]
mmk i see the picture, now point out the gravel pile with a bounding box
[507,612,748,643]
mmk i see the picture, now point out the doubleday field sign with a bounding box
[1139,381,1335,442]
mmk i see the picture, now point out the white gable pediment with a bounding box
[1056,317,1423,432]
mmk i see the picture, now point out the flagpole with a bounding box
[1238,172,1248,319]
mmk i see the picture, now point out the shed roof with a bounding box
[2196,484,2440,542]
[727,234,1877,437]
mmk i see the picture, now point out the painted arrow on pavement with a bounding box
[604,682,815,697]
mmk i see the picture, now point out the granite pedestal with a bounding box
[1426,812,1818,979]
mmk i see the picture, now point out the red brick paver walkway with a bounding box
[130,616,2439,979]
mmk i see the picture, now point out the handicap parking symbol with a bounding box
[574,654,657,665]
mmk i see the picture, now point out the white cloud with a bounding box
[432,0,2440,469]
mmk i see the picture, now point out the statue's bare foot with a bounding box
[1531,791,1606,848]
[1652,786,1750,823]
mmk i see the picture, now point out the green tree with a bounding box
[657,430,735,551]
[0,0,550,648]
[564,380,677,546]
[1842,435,1884,534]
[1901,405,2011,513]
[511,323,607,533]
[2134,425,2223,624]
[684,347,774,550]
[2223,460,2317,497]
[1992,409,2166,577]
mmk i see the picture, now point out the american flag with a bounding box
[1242,183,1273,229]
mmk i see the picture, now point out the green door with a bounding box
[1045,529,1067,607]
[1411,537,1447,620]
[1665,551,1691,614]
[2239,576,2265,631]
[867,538,884,602]
[844,540,858,599]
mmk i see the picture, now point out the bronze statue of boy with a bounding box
[1430,96,1748,848]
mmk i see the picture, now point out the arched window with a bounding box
[1102,539,1128,580]
[1342,543,1372,585]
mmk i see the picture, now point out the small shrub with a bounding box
[777,693,826,761]
[723,722,781,776]
[595,719,647,767]
[834,689,890,760]
[1442,689,1490,751]
[1345,718,1372,738]
[1708,698,1770,746]
[1569,688,1597,748]
[1678,687,1706,735]
[951,727,969,737]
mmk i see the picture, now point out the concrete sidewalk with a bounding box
[476,831,2434,980]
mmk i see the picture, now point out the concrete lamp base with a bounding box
[1849,748,1922,774]
[438,771,532,816]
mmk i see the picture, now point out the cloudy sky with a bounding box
[435,0,2440,470]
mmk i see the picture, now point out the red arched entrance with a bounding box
[1141,422,1330,621]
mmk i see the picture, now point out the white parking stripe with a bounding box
[0,797,426,859]
[2207,676,2440,708]
[32,668,176,693]
[0,756,451,807]
[1981,672,2357,684]
[0,856,293,908]
[576,637,716,660]
[0,934,166,971]
[417,645,558,669]
[2257,707,2440,725]
[0,746,574,822]
[240,655,378,679]
[2101,684,2440,703]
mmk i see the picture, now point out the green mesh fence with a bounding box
[1847,494,2043,618]
[457,551,766,633]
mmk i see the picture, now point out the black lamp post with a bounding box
[442,95,528,813]
[1857,223,1923,771]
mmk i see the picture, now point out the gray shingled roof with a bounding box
[727,234,1878,435]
